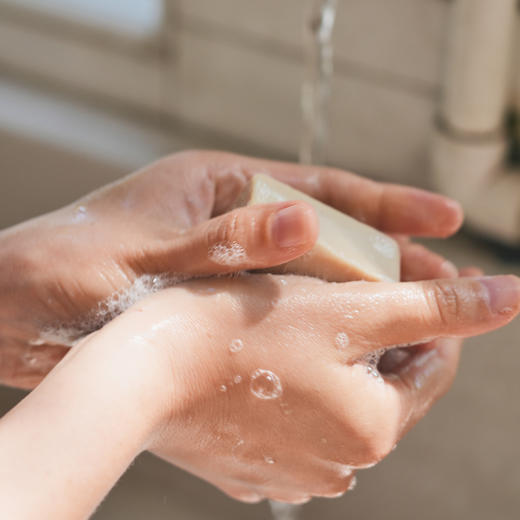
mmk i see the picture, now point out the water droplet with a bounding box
[320,437,328,444]
[219,384,227,392]
[233,375,242,384]
[250,369,283,400]
[264,456,275,464]
[335,332,349,351]
[280,278,288,286]
[229,339,244,353]
[348,475,357,491]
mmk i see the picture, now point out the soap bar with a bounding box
[236,174,400,282]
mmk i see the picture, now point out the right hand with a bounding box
[93,270,520,504]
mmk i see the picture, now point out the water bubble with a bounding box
[219,384,227,392]
[335,332,349,351]
[250,369,283,400]
[264,456,275,464]
[229,339,244,353]
[348,476,357,491]
[233,375,242,384]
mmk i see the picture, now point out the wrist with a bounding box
[72,328,172,452]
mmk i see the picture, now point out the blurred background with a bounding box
[0,0,519,519]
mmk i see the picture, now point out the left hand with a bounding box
[0,150,463,388]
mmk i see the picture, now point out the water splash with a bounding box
[271,4,339,519]
[270,501,305,520]
[299,0,338,165]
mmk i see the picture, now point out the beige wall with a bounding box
[0,0,450,188]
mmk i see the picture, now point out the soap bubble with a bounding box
[208,242,247,266]
[229,339,244,353]
[250,369,283,400]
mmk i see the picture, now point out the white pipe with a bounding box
[432,0,520,244]
[441,0,516,134]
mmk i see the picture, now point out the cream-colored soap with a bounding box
[236,174,400,282]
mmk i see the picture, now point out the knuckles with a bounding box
[335,399,398,468]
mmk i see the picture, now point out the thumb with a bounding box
[344,275,520,351]
[147,202,318,276]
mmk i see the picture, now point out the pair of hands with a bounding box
[0,149,462,388]
[1,150,519,508]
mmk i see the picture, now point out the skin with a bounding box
[4,150,516,517]
[0,150,463,389]
[0,266,519,519]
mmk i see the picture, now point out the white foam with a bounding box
[33,273,182,347]
[208,242,247,266]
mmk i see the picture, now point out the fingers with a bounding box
[147,202,319,276]
[398,238,458,281]
[342,275,520,350]
[388,338,462,439]
[459,266,483,277]
[206,152,464,237]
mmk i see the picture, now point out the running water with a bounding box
[269,501,306,520]
[299,0,338,165]
[270,2,338,519]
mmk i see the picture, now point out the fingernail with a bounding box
[478,275,520,314]
[440,260,458,279]
[271,204,313,248]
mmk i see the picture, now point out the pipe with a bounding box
[432,0,520,244]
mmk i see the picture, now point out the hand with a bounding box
[93,270,520,504]
[1,264,515,517]
[0,150,463,388]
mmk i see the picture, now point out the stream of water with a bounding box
[299,0,338,165]
[270,1,338,519]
